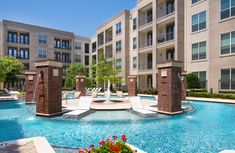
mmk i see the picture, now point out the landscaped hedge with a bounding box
[188,92,235,99]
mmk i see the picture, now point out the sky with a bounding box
[0,0,136,37]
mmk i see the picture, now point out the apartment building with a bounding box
[96,10,130,87]
[129,0,184,90]
[74,35,91,75]
[0,20,89,89]
[185,0,235,93]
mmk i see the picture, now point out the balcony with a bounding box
[157,4,175,19]
[139,62,152,71]
[139,39,153,49]
[157,31,174,44]
[219,80,235,92]
[139,15,153,27]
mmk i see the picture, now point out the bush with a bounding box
[188,92,235,99]
[186,73,201,89]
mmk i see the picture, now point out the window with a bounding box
[116,40,122,53]
[116,58,122,69]
[192,41,206,60]
[54,39,61,48]
[221,0,235,19]
[133,18,137,30]
[7,32,17,43]
[192,11,206,32]
[75,42,81,50]
[221,31,235,55]
[116,22,122,35]
[194,71,207,88]
[85,43,89,53]
[85,56,89,65]
[192,0,201,4]
[75,54,81,63]
[54,52,61,61]
[38,35,47,43]
[38,49,47,58]
[62,40,69,49]
[61,53,70,63]
[221,68,235,90]
[133,57,137,69]
[19,34,29,44]
[24,63,30,70]
[133,37,137,49]
[7,48,29,60]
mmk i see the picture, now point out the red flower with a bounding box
[121,135,127,142]
[99,140,106,145]
[108,145,120,153]
[112,135,118,140]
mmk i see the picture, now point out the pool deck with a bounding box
[0,137,55,153]
[187,97,235,104]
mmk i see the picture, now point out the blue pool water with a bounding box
[0,100,235,153]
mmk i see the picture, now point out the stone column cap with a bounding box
[128,75,137,78]
[35,59,63,68]
[75,75,86,79]
[157,61,183,68]
[25,71,36,75]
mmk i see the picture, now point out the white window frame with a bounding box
[221,31,235,55]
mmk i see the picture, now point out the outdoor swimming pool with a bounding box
[0,100,235,153]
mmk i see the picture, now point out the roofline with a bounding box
[2,19,74,35]
[97,10,130,30]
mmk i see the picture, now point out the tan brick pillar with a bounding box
[157,61,183,115]
[76,76,86,96]
[35,59,63,117]
[128,76,137,96]
[25,71,37,103]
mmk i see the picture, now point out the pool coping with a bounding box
[187,97,235,104]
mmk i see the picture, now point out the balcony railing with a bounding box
[98,42,104,47]
[139,39,152,49]
[157,5,175,19]
[54,46,72,50]
[219,80,235,91]
[7,37,18,43]
[139,15,153,27]
[105,51,113,59]
[139,62,152,70]
[105,37,112,43]
[92,48,96,53]
[157,31,175,44]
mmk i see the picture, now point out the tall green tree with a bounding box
[86,58,97,88]
[96,53,122,89]
[186,73,201,90]
[0,56,24,83]
[64,63,85,89]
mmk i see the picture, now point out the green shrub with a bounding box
[186,73,201,89]
[188,92,235,99]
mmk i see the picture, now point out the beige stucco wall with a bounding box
[96,10,130,85]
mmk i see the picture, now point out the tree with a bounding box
[86,59,97,88]
[64,64,85,89]
[0,56,24,83]
[186,73,201,90]
[96,53,122,90]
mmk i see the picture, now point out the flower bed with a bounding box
[77,135,137,153]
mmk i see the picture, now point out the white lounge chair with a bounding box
[97,88,102,92]
[74,91,81,99]
[129,96,157,117]
[63,96,93,119]
[92,91,98,98]
[116,91,123,98]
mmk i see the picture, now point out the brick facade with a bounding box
[128,76,137,96]
[25,71,37,103]
[75,76,86,96]
[35,59,63,116]
[157,62,183,115]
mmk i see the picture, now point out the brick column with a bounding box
[157,61,183,115]
[76,76,86,96]
[128,76,137,96]
[35,59,63,117]
[25,71,37,103]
